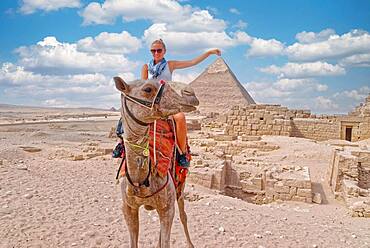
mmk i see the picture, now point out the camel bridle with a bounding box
[118,80,170,196]
[121,80,166,126]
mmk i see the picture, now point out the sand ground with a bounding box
[1,114,370,248]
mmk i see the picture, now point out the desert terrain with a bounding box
[0,105,369,248]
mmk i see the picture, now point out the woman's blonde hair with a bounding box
[151,39,166,50]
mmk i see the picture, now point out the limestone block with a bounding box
[342,179,360,197]
[292,196,306,202]
[265,188,276,197]
[297,188,312,198]
[274,181,290,193]
[272,125,282,131]
[277,193,292,201]
[187,120,201,130]
[241,180,261,192]
[86,153,101,159]
[211,169,223,190]
[283,179,305,188]
[251,124,258,130]
[98,148,113,155]
[312,193,322,204]
[289,187,297,197]
[73,155,84,161]
[214,135,237,141]
[266,179,277,189]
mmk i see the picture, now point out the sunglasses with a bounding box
[150,49,163,54]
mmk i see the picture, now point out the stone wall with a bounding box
[225,104,307,137]
[223,95,370,141]
[352,150,370,189]
[358,118,370,140]
[327,145,370,217]
[290,118,340,141]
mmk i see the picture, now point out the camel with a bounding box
[114,76,199,248]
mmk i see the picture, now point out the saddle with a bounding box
[117,118,191,190]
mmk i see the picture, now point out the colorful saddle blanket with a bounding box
[120,119,190,185]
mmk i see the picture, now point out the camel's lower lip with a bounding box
[181,105,197,112]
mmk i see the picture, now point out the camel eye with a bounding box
[143,87,152,93]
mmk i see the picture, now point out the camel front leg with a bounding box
[122,202,139,248]
[157,204,175,248]
[178,194,194,248]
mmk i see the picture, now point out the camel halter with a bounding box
[118,80,167,195]
[122,80,166,111]
[120,80,166,127]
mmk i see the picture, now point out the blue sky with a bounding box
[0,0,369,113]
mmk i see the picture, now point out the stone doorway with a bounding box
[340,121,360,142]
[345,127,352,141]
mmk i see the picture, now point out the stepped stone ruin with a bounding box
[185,58,370,217]
[327,141,370,217]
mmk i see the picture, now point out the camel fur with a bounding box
[114,76,198,248]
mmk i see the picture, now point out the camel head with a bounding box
[114,77,199,123]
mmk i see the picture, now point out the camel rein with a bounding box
[118,80,170,198]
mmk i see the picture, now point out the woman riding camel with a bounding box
[142,39,221,166]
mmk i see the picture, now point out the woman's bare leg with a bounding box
[173,112,187,153]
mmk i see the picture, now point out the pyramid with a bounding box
[190,57,255,114]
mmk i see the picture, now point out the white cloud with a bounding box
[20,0,81,14]
[286,29,370,61]
[172,71,199,83]
[295,28,336,44]
[339,53,370,67]
[232,31,253,44]
[229,8,240,15]
[81,1,226,33]
[244,78,330,111]
[273,78,328,92]
[334,86,370,101]
[142,23,248,54]
[80,0,192,25]
[314,96,339,110]
[0,62,111,86]
[0,62,130,108]
[233,20,248,30]
[245,81,290,98]
[15,36,138,74]
[274,78,314,91]
[77,31,142,54]
[260,62,345,78]
[168,10,226,32]
[315,84,328,92]
[247,38,284,57]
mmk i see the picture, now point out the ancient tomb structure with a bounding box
[190,57,255,114]
[188,136,315,205]
[326,141,370,217]
[224,94,370,142]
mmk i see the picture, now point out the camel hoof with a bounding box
[144,205,155,211]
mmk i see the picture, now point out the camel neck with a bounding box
[122,112,151,185]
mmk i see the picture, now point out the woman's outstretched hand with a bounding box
[208,48,221,56]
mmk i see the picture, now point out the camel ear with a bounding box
[114,76,130,93]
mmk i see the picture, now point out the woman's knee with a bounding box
[173,112,185,122]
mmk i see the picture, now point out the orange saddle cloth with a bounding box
[120,119,190,185]
[148,119,176,178]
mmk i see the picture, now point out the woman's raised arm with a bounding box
[168,49,221,72]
